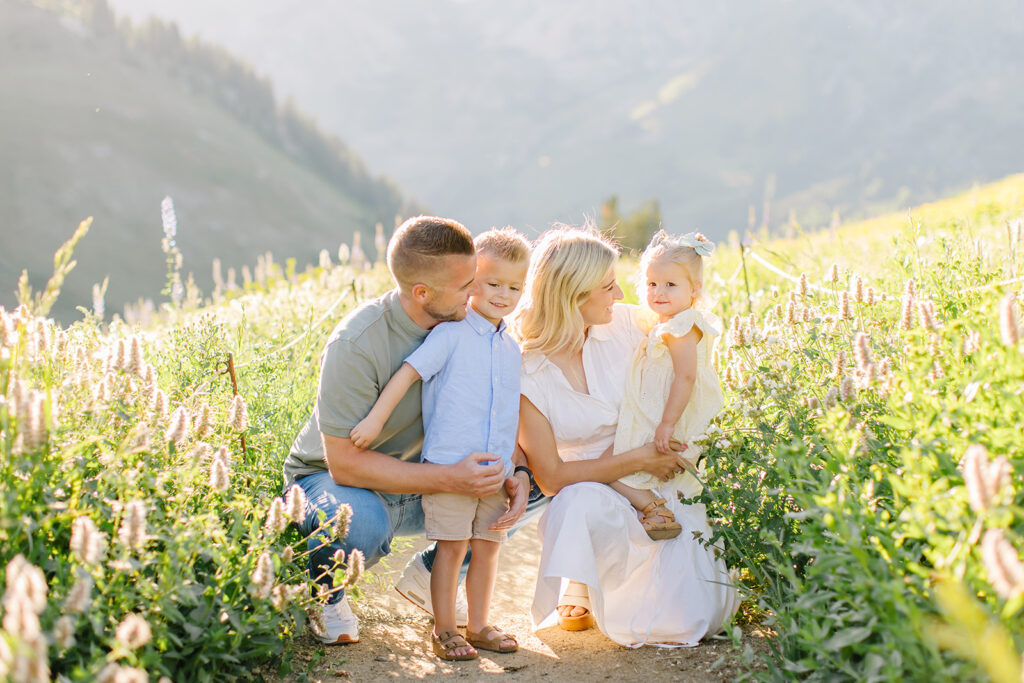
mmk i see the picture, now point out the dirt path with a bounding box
[277,519,765,681]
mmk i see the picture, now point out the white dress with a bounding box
[521,304,738,648]
[614,308,725,499]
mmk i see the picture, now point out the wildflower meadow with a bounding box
[3,176,1024,680]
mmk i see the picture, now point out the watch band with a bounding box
[513,465,534,482]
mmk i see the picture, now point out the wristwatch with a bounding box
[513,465,534,486]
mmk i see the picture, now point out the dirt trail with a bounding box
[277,519,764,681]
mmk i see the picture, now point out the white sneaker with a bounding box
[314,595,359,645]
[394,551,468,627]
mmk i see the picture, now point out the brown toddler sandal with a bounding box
[431,630,478,661]
[640,497,682,540]
[466,625,518,653]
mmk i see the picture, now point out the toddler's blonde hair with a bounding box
[513,224,618,355]
[637,230,712,309]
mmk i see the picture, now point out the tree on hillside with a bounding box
[599,196,662,253]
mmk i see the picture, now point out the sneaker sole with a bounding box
[320,634,359,645]
[394,586,468,628]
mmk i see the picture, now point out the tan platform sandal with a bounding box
[431,630,478,661]
[640,497,682,540]
[466,625,518,653]
[557,581,595,631]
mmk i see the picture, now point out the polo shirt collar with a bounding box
[465,305,503,335]
[587,319,614,342]
[387,289,430,340]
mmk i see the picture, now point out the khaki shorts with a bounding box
[422,489,510,543]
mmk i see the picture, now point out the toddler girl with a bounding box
[609,230,725,540]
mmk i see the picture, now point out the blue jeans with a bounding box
[295,471,548,603]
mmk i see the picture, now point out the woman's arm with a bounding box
[350,363,421,448]
[518,396,682,496]
[655,329,700,453]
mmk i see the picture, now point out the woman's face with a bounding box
[578,265,623,327]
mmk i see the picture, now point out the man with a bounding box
[284,216,542,644]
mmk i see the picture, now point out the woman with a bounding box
[513,225,738,647]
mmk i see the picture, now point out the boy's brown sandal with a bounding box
[466,625,518,653]
[640,497,682,540]
[431,631,478,661]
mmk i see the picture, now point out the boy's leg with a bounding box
[465,538,515,648]
[296,471,397,602]
[431,539,473,658]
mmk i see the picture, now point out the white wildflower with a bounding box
[333,503,353,541]
[117,500,148,550]
[961,445,1011,513]
[209,450,230,491]
[981,528,1024,599]
[165,406,190,445]
[227,394,248,431]
[53,615,76,649]
[999,292,1020,346]
[64,573,93,614]
[265,498,288,534]
[343,549,365,588]
[250,552,275,599]
[70,516,106,565]
[285,485,307,522]
[115,613,152,650]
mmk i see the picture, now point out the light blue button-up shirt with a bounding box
[405,306,521,475]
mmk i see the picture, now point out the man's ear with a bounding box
[410,282,431,303]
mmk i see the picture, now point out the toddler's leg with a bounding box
[431,540,474,657]
[465,539,515,650]
[609,480,657,512]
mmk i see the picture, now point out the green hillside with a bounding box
[6,173,1024,678]
[0,0,408,321]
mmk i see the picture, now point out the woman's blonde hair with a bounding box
[513,223,619,355]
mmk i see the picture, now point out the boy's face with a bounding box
[471,255,528,325]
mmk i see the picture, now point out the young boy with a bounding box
[350,227,531,661]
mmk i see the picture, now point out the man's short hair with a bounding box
[387,216,475,292]
[474,226,531,264]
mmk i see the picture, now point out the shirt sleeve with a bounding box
[654,309,721,341]
[316,338,380,439]
[520,364,549,419]
[404,323,457,382]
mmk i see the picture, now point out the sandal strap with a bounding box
[437,631,470,650]
[558,582,591,610]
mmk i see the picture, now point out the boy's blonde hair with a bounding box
[637,230,713,308]
[513,223,619,355]
[474,226,531,263]
[387,216,475,294]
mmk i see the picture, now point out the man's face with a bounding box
[423,254,478,324]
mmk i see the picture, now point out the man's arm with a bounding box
[324,433,506,496]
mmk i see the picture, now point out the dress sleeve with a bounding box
[520,357,549,419]
[653,309,722,342]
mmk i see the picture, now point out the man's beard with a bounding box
[424,300,467,324]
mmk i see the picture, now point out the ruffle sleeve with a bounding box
[652,308,722,342]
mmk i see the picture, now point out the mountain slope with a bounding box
[109,0,1024,234]
[1,0,406,320]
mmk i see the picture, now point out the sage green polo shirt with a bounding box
[283,289,429,488]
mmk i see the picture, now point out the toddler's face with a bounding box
[645,259,697,318]
[471,255,528,324]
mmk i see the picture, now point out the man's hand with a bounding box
[350,416,383,449]
[490,469,530,530]
[448,452,505,497]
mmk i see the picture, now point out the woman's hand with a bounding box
[638,440,688,481]
[489,470,531,530]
